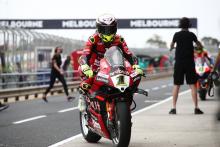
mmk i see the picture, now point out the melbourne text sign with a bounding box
[0,18,197,29]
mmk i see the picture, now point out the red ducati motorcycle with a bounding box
[195,56,212,100]
[79,46,148,147]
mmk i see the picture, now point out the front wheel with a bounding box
[79,111,101,143]
[112,102,131,147]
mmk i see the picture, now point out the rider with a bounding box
[194,47,214,68]
[78,14,143,111]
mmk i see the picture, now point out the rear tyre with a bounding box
[199,89,207,101]
[112,102,131,147]
[79,112,102,143]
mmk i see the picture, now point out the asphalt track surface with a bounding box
[0,77,190,147]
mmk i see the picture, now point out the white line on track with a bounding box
[13,115,47,124]
[48,134,82,147]
[152,87,160,91]
[132,89,190,116]
[161,85,167,88]
[49,89,191,147]
[144,100,161,103]
[164,92,172,96]
[58,107,78,113]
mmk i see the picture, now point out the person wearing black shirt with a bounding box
[169,17,204,115]
[43,47,75,102]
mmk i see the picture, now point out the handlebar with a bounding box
[135,88,148,97]
[142,73,147,78]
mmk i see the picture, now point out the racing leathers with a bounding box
[78,33,139,92]
[194,49,214,68]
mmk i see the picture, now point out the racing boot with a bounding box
[78,83,91,112]
[78,95,86,112]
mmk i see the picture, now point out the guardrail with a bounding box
[0,67,173,103]
[0,81,81,103]
[0,70,80,89]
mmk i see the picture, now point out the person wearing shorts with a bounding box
[169,17,204,115]
[174,60,198,85]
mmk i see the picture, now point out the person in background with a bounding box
[212,51,220,120]
[212,52,220,73]
[194,47,214,68]
[62,55,71,77]
[42,47,75,102]
[169,17,204,115]
[62,56,71,72]
[16,62,24,87]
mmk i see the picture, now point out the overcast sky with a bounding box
[0,0,220,48]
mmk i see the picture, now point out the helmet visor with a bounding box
[97,24,117,35]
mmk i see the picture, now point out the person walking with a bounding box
[169,17,204,115]
[42,47,75,102]
[62,55,71,72]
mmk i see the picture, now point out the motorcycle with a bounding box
[195,57,212,100]
[79,46,148,147]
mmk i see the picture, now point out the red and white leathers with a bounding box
[78,33,138,90]
[194,49,213,68]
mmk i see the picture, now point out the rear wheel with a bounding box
[112,102,131,147]
[79,112,101,143]
[199,89,207,101]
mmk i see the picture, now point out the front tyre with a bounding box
[79,112,101,143]
[112,102,131,147]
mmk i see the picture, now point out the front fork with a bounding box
[105,100,117,139]
[106,99,132,139]
[106,101,115,122]
[106,99,131,122]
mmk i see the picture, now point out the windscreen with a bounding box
[104,46,124,67]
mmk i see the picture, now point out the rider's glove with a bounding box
[81,64,93,78]
[132,64,143,75]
